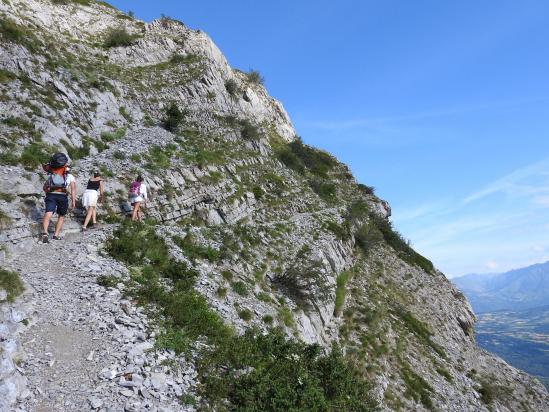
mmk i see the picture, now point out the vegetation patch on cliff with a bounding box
[106,221,377,410]
[0,268,24,303]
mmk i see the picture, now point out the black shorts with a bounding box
[45,193,68,216]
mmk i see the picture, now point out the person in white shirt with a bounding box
[129,174,148,221]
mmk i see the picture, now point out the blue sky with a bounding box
[108,0,549,277]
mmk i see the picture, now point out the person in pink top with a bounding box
[128,175,148,221]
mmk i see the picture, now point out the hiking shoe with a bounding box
[52,235,62,240]
[41,233,49,244]
[81,227,87,232]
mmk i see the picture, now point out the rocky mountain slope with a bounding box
[1,0,548,410]
[453,261,549,313]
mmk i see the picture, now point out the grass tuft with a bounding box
[0,269,24,302]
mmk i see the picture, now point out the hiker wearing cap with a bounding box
[41,153,76,243]
[81,171,104,232]
[129,175,147,221]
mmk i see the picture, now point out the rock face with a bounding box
[0,1,548,411]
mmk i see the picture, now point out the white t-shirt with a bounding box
[49,173,75,195]
[132,183,148,202]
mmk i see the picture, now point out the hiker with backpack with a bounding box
[41,153,76,243]
[129,175,147,221]
[81,170,104,232]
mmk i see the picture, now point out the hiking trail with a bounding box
[2,226,194,412]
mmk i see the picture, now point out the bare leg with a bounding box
[92,207,97,224]
[83,207,94,229]
[54,215,65,237]
[43,211,54,234]
[131,202,141,221]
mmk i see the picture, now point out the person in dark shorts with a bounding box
[41,165,76,243]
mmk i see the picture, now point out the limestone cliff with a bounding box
[0,1,548,411]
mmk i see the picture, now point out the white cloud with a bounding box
[394,157,549,276]
[303,97,549,131]
[462,157,549,204]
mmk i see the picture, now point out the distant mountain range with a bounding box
[452,261,549,313]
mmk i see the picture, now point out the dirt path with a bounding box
[4,227,193,412]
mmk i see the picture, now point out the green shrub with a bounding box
[278,306,295,328]
[276,146,305,174]
[238,308,253,321]
[252,186,264,200]
[99,165,114,178]
[276,137,337,179]
[155,328,190,355]
[0,17,39,51]
[0,269,24,303]
[240,120,261,141]
[225,79,239,96]
[221,270,233,281]
[101,127,126,142]
[198,330,377,411]
[478,380,495,404]
[400,363,433,409]
[369,213,434,273]
[262,314,274,324]
[104,27,137,48]
[357,183,375,195]
[180,394,197,407]
[52,0,92,5]
[348,200,370,221]
[334,270,352,316]
[256,292,272,303]
[0,192,15,202]
[246,69,264,85]
[170,53,200,65]
[395,307,446,359]
[436,366,453,382]
[0,152,19,166]
[97,275,119,288]
[231,281,249,296]
[145,144,172,171]
[289,137,337,177]
[19,142,55,169]
[61,138,90,161]
[310,179,337,203]
[217,287,227,298]
[119,106,131,122]
[173,234,220,263]
[184,146,225,167]
[0,69,16,84]
[0,17,23,42]
[2,116,33,130]
[324,220,349,241]
[113,150,126,160]
[354,223,383,255]
[106,222,198,286]
[162,102,184,132]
